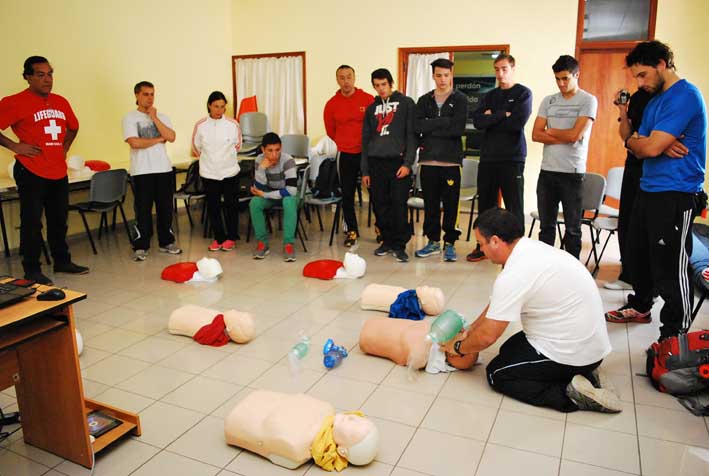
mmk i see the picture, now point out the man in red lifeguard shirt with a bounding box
[0,56,89,285]
[323,65,374,247]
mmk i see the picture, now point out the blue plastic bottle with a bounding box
[322,338,348,369]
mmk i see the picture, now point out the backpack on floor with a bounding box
[646,330,709,415]
[178,161,205,195]
[311,157,341,199]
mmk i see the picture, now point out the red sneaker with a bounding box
[221,239,236,251]
[208,240,222,252]
[605,304,651,324]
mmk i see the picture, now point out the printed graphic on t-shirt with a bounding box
[375,101,400,136]
[34,109,67,146]
[137,122,160,139]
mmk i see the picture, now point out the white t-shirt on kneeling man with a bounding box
[487,237,611,367]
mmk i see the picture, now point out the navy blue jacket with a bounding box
[472,83,532,163]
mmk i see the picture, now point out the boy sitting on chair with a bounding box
[250,132,299,262]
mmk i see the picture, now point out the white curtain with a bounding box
[406,52,450,102]
[235,56,304,135]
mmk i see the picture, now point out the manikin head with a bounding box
[222,310,255,343]
[332,413,379,465]
[415,285,445,316]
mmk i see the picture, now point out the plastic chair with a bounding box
[460,158,479,241]
[240,112,268,156]
[68,169,131,255]
[280,134,310,159]
[302,164,343,246]
[528,173,606,255]
[598,166,624,217]
[173,161,206,228]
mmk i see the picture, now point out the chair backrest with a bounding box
[460,158,479,189]
[89,169,128,203]
[581,172,607,212]
[281,134,310,158]
[240,112,268,141]
[605,167,624,200]
[298,165,311,200]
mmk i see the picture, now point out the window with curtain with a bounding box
[233,52,306,135]
[405,52,450,102]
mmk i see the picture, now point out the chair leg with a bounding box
[558,223,565,249]
[297,209,309,241]
[466,198,475,242]
[296,213,308,253]
[0,199,9,257]
[367,192,372,227]
[184,199,194,227]
[692,291,707,320]
[119,204,132,244]
[40,233,51,265]
[112,208,117,231]
[79,211,97,254]
[585,225,598,268]
[315,207,324,231]
[591,230,615,276]
[357,183,363,207]
[329,203,341,246]
[246,214,252,243]
[528,218,536,238]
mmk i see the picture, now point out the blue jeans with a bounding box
[536,170,584,259]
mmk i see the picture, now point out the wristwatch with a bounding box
[453,340,466,357]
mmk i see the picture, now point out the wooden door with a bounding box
[578,48,636,176]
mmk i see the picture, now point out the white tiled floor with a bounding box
[2,206,709,476]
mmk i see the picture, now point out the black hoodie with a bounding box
[361,91,417,176]
[415,88,468,164]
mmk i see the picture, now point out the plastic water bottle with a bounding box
[322,338,348,369]
[288,334,311,373]
[426,310,466,344]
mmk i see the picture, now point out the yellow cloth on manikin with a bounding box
[311,411,364,472]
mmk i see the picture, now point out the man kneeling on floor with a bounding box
[441,208,621,413]
[250,132,298,262]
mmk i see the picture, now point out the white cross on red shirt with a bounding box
[44,119,61,141]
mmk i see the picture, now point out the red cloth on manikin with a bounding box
[85,160,111,171]
[193,314,230,347]
[302,260,343,280]
[161,262,198,283]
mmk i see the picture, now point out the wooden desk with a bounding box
[0,284,141,468]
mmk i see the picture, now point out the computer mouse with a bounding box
[37,288,66,301]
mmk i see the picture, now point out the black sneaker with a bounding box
[374,244,391,256]
[393,249,409,262]
[25,271,53,286]
[466,247,486,262]
[53,262,90,275]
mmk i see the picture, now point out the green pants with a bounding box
[249,196,299,245]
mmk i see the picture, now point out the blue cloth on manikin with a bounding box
[389,290,425,320]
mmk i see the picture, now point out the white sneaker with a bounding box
[159,243,182,255]
[132,249,148,261]
[566,375,623,413]
[604,279,632,290]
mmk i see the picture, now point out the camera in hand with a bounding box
[617,89,631,105]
